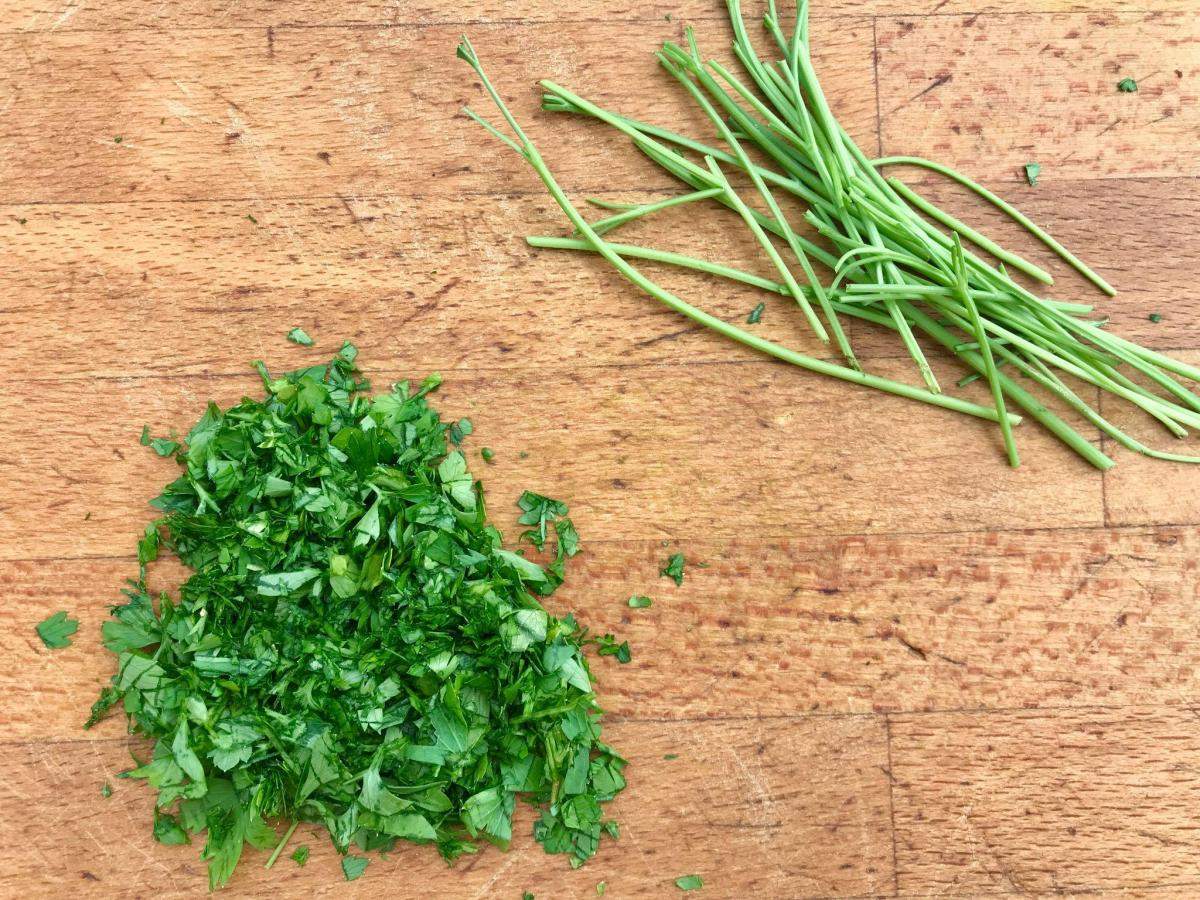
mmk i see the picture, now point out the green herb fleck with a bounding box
[36,611,78,649]
[1023,163,1040,186]
[286,327,313,346]
[139,425,180,457]
[663,754,678,760]
[523,893,535,900]
[1117,77,1138,93]
[660,553,685,586]
[518,451,530,459]
[341,855,369,881]
[114,136,123,143]
[596,882,607,895]
[16,217,26,225]
[627,595,652,609]
[291,846,309,866]
[596,635,631,664]
[101,782,113,798]
[246,214,258,224]
[481,447,495,462]
[676,874,704,891]
[746,302,765,324]
[1149,313,1163,323]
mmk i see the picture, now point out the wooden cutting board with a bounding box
[1,1,1198,896]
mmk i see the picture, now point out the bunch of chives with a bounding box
[459,0,1200,470]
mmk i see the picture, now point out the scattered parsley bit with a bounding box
[675,874,704,891]
[139,425,180,457]
[660,553,685,586]
[596,882,607,895]
[341,855,369,882]
[523,893,535,900]
[596,635,631,664]
[663,754,678,760]
[114,136,123,143]
[1117,77,1138,93]
[85,512,92,521]
[627,595,652,609]
[746,302,765,324]
[291,845,309,866]
[1149,313,1163,323]
[246,214,258,224]
[16,217,26,225]
[481,447,495,463]
[101,782,113,798]
[518,451,530,459]
[1023,163,1040,186]
[449,417,473,445]
[36,611,78,649]
[88,344,625,888]
[286,327,313,346]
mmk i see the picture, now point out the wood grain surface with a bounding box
[2,0,1199,897]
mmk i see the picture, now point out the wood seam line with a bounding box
[9,704,1199,748]
[872,16,884,160]
[20,518,1200,570]
[2,173,1197,209]
[0,7,1176,40]
[883,712,900,898]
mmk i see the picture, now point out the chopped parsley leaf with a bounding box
[747,302,765,324]
[36,611,78,649]
[675,874,704,891]
[660,553,685,586]
[341,855,369,881]
[286,327,313,346]
[1023,163,1040,186]
[1117,77,1138,93]
[627,595,652,609]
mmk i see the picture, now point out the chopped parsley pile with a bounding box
[87,343,625,888]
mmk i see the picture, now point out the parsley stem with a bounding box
[264,820,299,869]
[886,178,1054,285]
[872,155,1115,296]
[951,235,1019,466]
[526,235,791,295]
[460,43,1018,428]
[586,188,724,236]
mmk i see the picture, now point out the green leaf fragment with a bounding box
[1117,77,1138,92]
[676,874,704,891]
[1024,163,1041,186]
[627,595,652,609]
[341,855,369,881]
[286,327,313,346]
[746,302,765,324]
[660,553,685,586]
[291,845,309,866]
[36,611,78,649]
[101,782,113,798]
